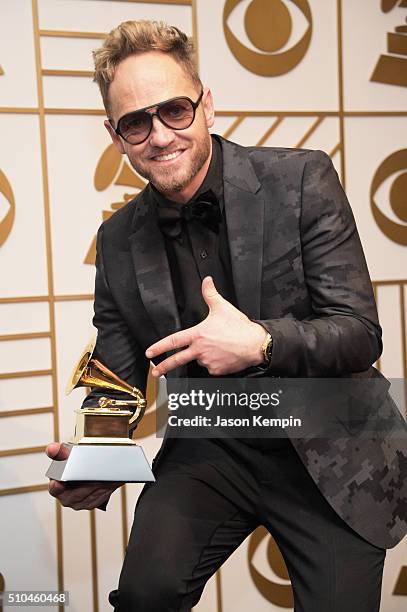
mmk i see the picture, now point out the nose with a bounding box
[148,114,176,148]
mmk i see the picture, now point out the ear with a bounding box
[202,88,215,129]
[104,119,126,154]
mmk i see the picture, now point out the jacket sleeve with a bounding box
[255,150,382,377]
[82,224,150,408]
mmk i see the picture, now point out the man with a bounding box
[47,20,407,612]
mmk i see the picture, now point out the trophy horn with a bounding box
[66,336,146,427]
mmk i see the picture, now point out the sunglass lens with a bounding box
[159,99,194,129]
[119,112,151,143]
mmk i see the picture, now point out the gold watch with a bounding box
[260,333,273,365]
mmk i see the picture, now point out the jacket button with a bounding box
[200,249,208,259]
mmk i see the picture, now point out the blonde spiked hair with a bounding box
[93,20,202,115]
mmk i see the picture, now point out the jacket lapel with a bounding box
[220,137,264,319]
[128,185,181,345]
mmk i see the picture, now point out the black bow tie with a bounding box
[157,190,221,240]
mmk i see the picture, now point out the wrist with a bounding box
[249,322,271,367]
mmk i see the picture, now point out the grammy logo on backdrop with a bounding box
[371,0,407,87]
[393,566,407,595]
[84,143,146,265]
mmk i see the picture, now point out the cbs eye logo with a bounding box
[248,526,293,607]
[223,0,313,76]
[370,149,407,246]
[0,168,15,247]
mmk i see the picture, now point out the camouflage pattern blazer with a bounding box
[87,136,407,549]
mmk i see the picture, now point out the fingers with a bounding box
[146,328,194,361]
[48,479,67,497]
[49,481,120,510]
[57,487,107,510]
[150,347,196,377]
[201,276,220,306]
[67,485,116,510]
[46,442,70,461]
[46,438,122,511]
[46,442,61,459]
[202,275,217,296]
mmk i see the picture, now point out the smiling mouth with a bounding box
[151,149,185,162]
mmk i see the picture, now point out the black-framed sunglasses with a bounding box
[112,90,204,145]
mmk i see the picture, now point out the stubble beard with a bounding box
[129,132,211,195]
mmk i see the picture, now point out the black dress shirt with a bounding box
[153,136,237,377]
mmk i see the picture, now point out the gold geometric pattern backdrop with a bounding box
[0,169,15,247]
[0,1,406,611]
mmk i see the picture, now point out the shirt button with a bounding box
[200,249,208,259]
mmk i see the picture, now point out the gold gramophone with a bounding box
[46,338,155,483]
[67,337,146,445]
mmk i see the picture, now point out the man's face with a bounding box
[105,52,214,202]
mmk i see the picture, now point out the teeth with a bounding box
[154,151,182,161]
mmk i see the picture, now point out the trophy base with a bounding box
[46,443,155,482]
[75,436,136,445]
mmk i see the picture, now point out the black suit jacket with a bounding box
[85,136,407,549]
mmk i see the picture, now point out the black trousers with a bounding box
[109,438,386,611]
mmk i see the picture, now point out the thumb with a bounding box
[46,442,70,461]
[201,276,222,309]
